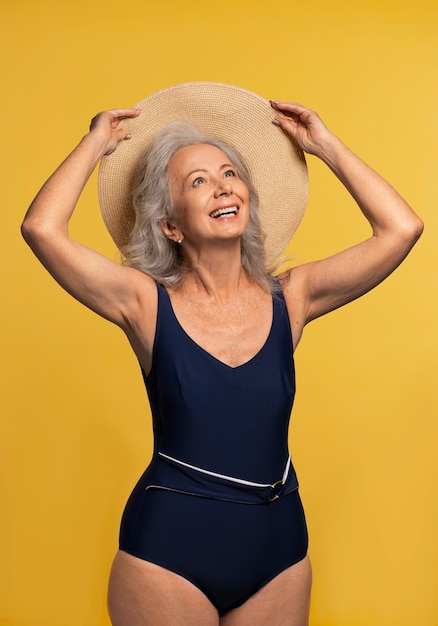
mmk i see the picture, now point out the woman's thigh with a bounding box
[107,550,219,626]
[220,555,312,626]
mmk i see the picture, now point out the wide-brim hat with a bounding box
[98,82,308,265]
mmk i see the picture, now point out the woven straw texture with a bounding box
[98,82,308,265]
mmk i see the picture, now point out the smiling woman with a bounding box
[164,143,250,246]
[21,82,422,626]
[122,121,270,291]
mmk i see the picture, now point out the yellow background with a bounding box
[2,0,437,624]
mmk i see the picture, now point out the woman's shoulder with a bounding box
[275,268,309,350]
[121,267,158,325]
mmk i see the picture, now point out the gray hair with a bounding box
[122,121,277,291]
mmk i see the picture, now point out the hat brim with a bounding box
[98,82,308,265]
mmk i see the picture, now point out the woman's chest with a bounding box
[169,290,273,368]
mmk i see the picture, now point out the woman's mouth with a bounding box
[210,205,239,219]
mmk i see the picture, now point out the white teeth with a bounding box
[210,206,238,218]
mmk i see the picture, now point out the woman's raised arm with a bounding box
[272,101,424,330]
[21,108,155,328]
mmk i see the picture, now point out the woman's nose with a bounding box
[214,178,232,196]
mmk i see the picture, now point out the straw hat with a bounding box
[98,82,308,265]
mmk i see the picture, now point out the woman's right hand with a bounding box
[22,104,157,338]
[89,108,141,156]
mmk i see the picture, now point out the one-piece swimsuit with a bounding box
[119,283,308,612]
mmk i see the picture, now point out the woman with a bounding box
[22,83,423,626]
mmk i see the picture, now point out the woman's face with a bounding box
[166,143,250,247]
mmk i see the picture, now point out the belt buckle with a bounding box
[268,479,284,502]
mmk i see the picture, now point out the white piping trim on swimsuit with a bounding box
[158,452,291,488]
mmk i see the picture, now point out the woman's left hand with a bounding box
[270,101,334,157]
[273,100,423,333]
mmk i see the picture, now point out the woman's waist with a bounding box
[143,451,299,504]
[155,429,291,477]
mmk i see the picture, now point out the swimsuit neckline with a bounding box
[161,285,275,371]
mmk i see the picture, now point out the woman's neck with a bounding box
[177,244,250,302]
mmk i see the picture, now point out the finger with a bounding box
[270,101,306,112]
[109,108,141,128]
[113,127,134,141]
[92,108,140,127]
[272,115,299,132]
[270,101,309,121]
[108,107,141,120]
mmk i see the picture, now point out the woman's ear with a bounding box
[160,220,184,244]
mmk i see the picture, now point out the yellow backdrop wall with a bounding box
[2,1,437,624]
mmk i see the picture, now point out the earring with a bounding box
[177,238,183,245]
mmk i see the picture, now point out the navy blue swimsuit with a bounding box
[119,284,308,612]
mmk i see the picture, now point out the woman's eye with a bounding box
[193,177,205,186]
[224,170,236,178]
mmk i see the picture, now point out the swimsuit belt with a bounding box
[158,452,291,489]
[145,452,298,504]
